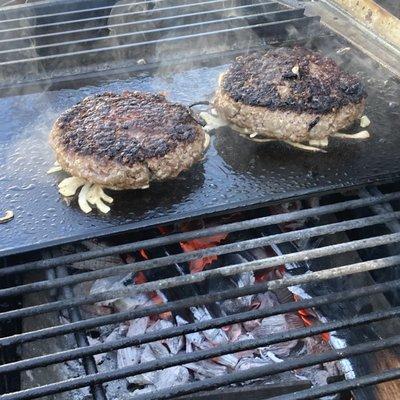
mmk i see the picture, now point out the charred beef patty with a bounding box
[50,91,206,189]
[214,47,367,143]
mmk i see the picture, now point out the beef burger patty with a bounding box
[50,91,206,190]
[213,47,367,143]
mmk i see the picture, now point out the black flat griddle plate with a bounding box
[1,49,399,257]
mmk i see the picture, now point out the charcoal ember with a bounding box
[130,344,190,390]
[186,360,228,380]
[119,317,149,381]
[253,315,299,358]
[61,235,339,397]
[217,254,256,313]
[147,319,184,354]
[295,366,339,399]
[235,357,272,371]
[243,319,261,332]
[89,274,150,311]
[117,345,142,374]
[235,357,286,385]
[177,316,205,353]
[227,323,243,342]
[197,340,239,369]
[148,341,170,358]
[220,297,252,315]
[285,312,306,329]
[90,273,134,296]
[251,291,280,310]
[132,385,156,395]
[129,345,162,386]
[64,239,124,270]
[73,281,113,317]
[304,336,336,360]
[269,200,306,230]
[191,306,229,344]
[154,365,190,389]
[273,286,297,305]
[87,335,108,364]
[128,316,149,336]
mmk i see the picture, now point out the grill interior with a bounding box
[2,184,400,399]
[1,1,400,399]
[0,0,319,90]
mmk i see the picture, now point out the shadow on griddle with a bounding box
[67,162,205,219]
[213,127,362,179]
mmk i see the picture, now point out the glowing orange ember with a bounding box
[179,233,228,273]
[134,251,171,319]
[139,248,149,261]
[294,295,330,342]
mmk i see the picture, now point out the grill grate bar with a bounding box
[54,264,107,400]
[0,0,270,26]
[1,8,303,56]
[4,330,400,400]
[0,16,318,66]
[0,212,399,299]
[269,368,400,400]
[0,2,283,46]
[129,335,400,400]
[3,191,399,277]
[1,278,400,373]
[2,254,400,348]
[2,188,400,399]
[361,187,400,233]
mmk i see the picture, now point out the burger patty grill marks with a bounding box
[214,47,367,144]
[221,47,367,114]
[55,91,200,167]
[50,91,206,190]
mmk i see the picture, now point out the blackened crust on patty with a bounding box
[221,47,367,114]
[50,91,205,189]
[55,91,201,167]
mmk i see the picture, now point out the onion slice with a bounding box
[0,210,14,224]
[203,133,211,151]
[86,185,112,214]
[47,166,63,174]
[99,187,114,204]
[333,130,370,140]
[285,141,327,153]
[309,138,329,147]
[199,112,227,132]
[58,177,86,196]
[360,116,371,128]
[78,183,93,214]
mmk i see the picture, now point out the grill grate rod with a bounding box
[0,16,318,66]
[2,254,400,348]
[361,187,400,233]
[1,277,400,374]
[0,213,399,299]
[126,335,400,400]
[4,325,400,400]
[3,191,399,277]
[0,0,267,26]
[54,264,107,400]
[1,8,302,55]
[270,368,400,400]
[271,368,400,400]
[0,2,282,46]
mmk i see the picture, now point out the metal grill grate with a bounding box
[0,0,320,88]
[2,185,400,399]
